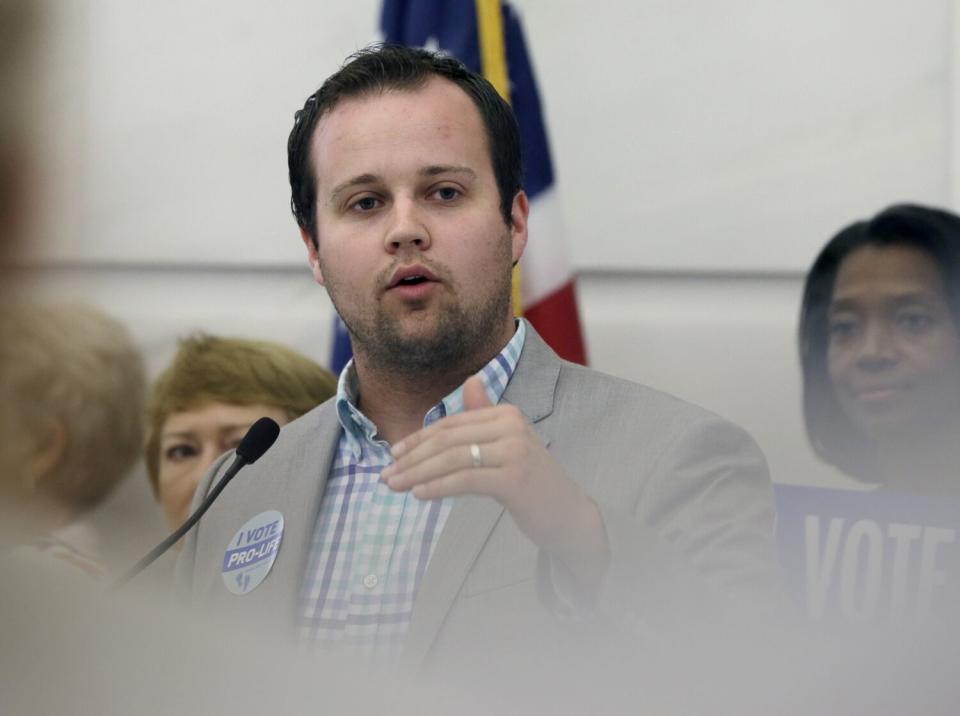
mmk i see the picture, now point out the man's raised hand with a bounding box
[382,375,610,590]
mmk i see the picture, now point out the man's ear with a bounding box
[509,190,529,265]
[299,227,325,286]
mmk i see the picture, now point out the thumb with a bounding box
[463,375,492,411]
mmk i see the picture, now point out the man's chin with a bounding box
[382,318,442,344]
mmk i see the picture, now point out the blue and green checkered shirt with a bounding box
[298,320,526,658]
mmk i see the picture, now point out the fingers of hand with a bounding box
[463,375,492,411]
[391,407,502,459]
[385,421,503,480]
[411,473,473,501]
[385,439,501,493]
[384,404,533,501]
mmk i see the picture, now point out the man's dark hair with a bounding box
[798,203,960,481]
[288,43,523,246]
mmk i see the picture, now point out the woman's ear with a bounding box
[23,417,66,493]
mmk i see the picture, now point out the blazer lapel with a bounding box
[403,325,561,664]
[402,494,505,665]
[235,401,342,629]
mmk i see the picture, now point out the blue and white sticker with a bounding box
[222,510,284,596]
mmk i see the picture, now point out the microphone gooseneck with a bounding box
[113,417,281,589]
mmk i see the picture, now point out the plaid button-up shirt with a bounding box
[298,321,526,658]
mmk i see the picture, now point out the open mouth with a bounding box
[387,265,440,292]
[394,275,429,287]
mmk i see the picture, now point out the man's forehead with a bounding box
[320,74,476,119]
[312,77,483,138]
[308,77,488,183]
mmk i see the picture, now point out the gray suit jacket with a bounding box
[176,328,781,668]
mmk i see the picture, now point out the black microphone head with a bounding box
[235,417,280,464]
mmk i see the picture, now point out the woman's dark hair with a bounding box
[288,43,523,247]
[798,203,960,481]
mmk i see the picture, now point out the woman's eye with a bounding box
[163,444,197,462]
[897,311,934,333]
[828,318,858,341]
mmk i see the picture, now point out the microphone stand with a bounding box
[113,416,279,589]
[113,454,248,589]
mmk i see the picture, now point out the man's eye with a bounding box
[351,196,381,212]
[163,444,197,462]
[432,186,460,201]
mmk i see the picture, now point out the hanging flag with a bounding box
[381,0,588,364]
[329,314,353,374]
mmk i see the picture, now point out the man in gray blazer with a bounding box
[177,45,782,670]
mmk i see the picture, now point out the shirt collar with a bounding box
[335,319,527,458]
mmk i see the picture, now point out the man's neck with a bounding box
[351,320,517,445]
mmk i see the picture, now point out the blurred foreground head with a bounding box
[799,204,960,487]
[145,334,336,531]
[0,303,145,544]
[0,0,41,264]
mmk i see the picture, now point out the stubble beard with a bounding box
[329,249,514,381]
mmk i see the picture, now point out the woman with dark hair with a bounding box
[799,204,960,494]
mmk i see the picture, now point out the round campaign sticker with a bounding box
[221,510,284,596]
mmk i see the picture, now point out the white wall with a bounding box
[22,0,956,561]
[527,0,954,272]
[31,0,957,270]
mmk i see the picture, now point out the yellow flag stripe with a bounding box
[475,0,511,103]
[476,0,522,315]
[510,264,522,316]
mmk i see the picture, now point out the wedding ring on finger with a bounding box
[470,442,483,469]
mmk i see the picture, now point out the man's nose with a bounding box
[383,197,431,253]
[856,320,898,371]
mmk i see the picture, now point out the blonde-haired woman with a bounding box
[0,303,145,575]
[145,334,336,532]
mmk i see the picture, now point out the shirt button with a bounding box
[363,574,379,589]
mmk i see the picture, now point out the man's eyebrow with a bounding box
[329,173,380,203]
[420,165,476,179]
[328,167,477,203]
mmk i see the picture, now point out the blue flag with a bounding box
[329,314,353,374]
[381,0,555,200]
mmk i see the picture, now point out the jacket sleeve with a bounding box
[540,414,788,636]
